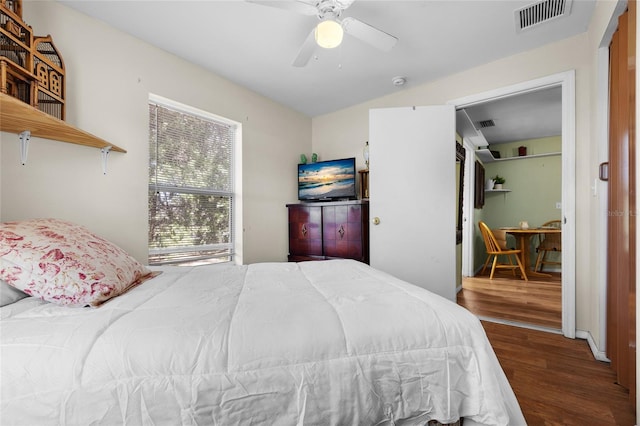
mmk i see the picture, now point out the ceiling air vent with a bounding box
[477,119,496,129]
[515,0,573,33]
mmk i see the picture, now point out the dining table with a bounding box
[501,226,562,278]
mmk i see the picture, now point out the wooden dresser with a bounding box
[286,200,369,264]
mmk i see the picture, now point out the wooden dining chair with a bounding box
[535,219,562,272]
[478,221,528,281]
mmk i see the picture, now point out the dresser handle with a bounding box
[338,224,345,239]
[301,224,307,237]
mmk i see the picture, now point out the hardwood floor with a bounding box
[457,272,635,424]
[482,321,635,425]
[457,270,562,329]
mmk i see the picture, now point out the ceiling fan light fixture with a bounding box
[315,19,343,49]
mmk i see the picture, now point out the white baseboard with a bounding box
[576,329,610,362]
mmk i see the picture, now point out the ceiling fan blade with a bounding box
[341,17,398,51]
[245,0,317,16]
[292,28,317,67]
[335,0,356,10]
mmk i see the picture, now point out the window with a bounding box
[148,96,237,265]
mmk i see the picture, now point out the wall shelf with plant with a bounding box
[485,174,511,193]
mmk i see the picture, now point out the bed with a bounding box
[0,218,526,425]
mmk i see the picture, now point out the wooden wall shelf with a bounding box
[476,148,558,163]
[0,93,126,153]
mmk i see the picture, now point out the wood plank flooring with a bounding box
[482,321,635,425]
[457,271,635,424]
[457,270,562,329]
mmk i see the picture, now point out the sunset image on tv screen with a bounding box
[298,158,356,200]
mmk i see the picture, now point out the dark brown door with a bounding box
[288,205,323,260]
[607,0,636,406]
[323,204,364,261]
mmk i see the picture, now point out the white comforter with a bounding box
[1,260,525,425]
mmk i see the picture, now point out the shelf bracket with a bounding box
[101,146,112,175]
[19,130,30,165]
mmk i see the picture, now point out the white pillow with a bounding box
[0,279,28,307]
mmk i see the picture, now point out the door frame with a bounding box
[448,70,576,338]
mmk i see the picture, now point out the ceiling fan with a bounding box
[247,0,398,67]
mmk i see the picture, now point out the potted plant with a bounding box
[493,174,505,190]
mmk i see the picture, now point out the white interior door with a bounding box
[369,106,456,301]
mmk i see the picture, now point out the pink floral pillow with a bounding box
[0,218,157,307]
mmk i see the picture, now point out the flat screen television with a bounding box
[298,157,357,201]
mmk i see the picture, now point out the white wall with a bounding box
[0,1,311,264]
[312,2,619,348]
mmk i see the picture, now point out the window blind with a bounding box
[148,101,235,265]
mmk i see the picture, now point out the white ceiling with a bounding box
[461,85,563,145]
[59,0,595,121]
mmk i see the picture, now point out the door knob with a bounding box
[372,217,381,225]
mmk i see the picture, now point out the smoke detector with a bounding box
[392,76,406,86]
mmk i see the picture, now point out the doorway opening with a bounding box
[449,71,576,338]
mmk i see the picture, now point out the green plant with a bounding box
[493,174,505,184]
